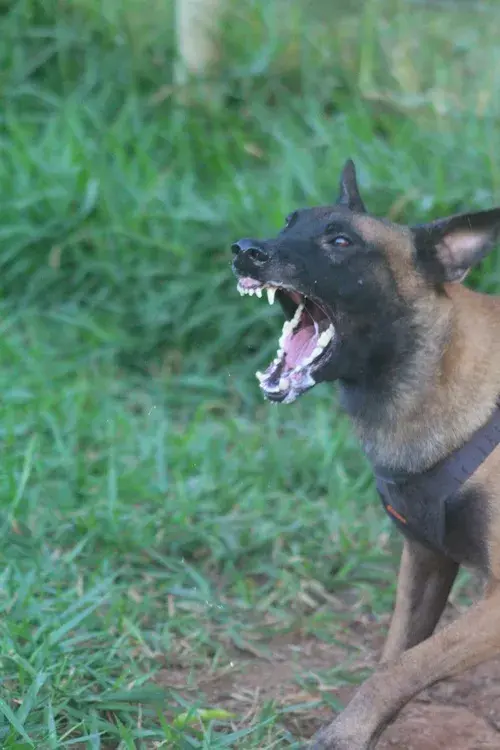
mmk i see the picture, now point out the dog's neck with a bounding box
[338,285,500,474]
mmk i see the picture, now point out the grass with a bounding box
[0,0,498,746]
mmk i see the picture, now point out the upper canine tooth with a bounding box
[266,287,276,305]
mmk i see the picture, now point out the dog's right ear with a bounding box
[412,207,500,283]
[337,159,366,213]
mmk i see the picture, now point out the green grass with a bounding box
[0,0,497,746]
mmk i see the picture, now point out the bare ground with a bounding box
[163,607,500,749]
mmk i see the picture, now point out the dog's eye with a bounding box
[284,212,298,229]
[331,235,352,248]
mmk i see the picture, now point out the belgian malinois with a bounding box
[231,160,500,749]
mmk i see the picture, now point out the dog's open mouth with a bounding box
[237,276,336,403]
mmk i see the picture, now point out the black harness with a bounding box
[374,404,500,564]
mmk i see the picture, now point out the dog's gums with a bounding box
[236,275,336,404]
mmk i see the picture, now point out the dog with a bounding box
[231,160,500,749]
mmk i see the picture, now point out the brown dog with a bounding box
[231,160,500,749]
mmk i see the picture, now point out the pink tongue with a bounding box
[284,326,317,368]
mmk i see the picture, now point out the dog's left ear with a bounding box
[412,208,500,283]
[337,159,366,213]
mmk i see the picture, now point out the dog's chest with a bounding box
[376,477,487,568]
[372,401,500,570]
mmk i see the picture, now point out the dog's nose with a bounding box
[231,238,269,265]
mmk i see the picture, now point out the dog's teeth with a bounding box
[279,375,290,391]
[266,287,276,305]
[301,350,319,369]
[318,324,335,347]
[311,346,323,360]
[255,288,263,298]
[265,381,281,392]
[291,302,304,328]
[256,370,265,381]
[279,323,292,348]
[277,302,305,350]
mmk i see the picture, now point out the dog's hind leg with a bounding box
[310,579,500,750]
[381,538,459,663]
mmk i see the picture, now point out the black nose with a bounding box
[231,238,269,264]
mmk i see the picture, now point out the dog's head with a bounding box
[231,160,500,406]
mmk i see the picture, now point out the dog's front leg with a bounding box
[381,538,458,662]
[310,579,500,750]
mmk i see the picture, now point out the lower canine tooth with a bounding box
[265,381,281,392]
[256,371,265,381]
[279,375,290,390]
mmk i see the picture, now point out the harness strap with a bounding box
[374,402,500,555]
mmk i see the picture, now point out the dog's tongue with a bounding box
[284,325,318,368]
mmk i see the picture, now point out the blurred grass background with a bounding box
[0,0,498,747]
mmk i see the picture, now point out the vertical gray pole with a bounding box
[176,0,222,79]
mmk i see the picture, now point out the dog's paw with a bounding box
[307,730,350,750]
[308,739,352,750]
[308,722,369,750]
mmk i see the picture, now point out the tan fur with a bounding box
[310,217,500,749]
[347,215,500,472]
[354,285,500,472]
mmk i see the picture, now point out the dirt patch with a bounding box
[161,617,500,748]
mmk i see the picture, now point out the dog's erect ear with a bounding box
[412,208,500,283]
[337,159,366,213]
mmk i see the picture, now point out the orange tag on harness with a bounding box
[386,504,407,525]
